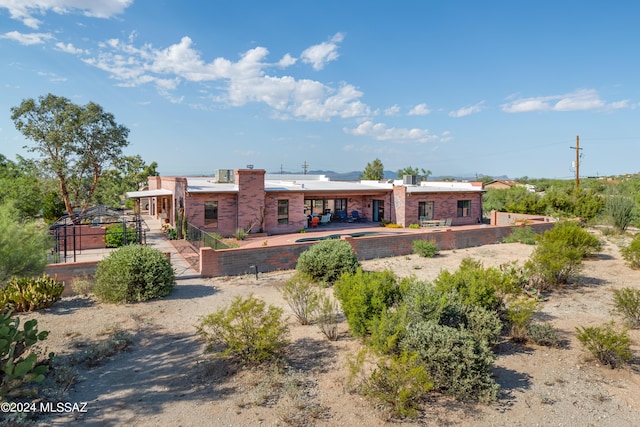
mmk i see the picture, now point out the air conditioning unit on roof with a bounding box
[403,175,419,185]
[216,169,234,183]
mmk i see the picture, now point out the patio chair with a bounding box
[310,216,320,228]
[444,218,452,227]
[320,214,331,225]
[338,211,348,222]
[351,211,361,222]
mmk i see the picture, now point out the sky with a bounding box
[1,1,639,179]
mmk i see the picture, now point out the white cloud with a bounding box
[384,104,400,116]
[1,30,52,45]
[82,34,373,121]
[449,101,485,118]
[502,89,627,113]
[0,0,133,29]
[55,41,87,54]
[343,120,439,143]
[408,103,431,116]
[300,32,344,71]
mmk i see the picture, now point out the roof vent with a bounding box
[215,169,235,183]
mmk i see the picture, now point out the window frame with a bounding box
[277,199,289,224]
[204,200,218,227]
[418,201,434,220]
[457,200,471,217]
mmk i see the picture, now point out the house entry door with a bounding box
[372,200,384,222]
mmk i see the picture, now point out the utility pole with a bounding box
[570,135,582,191]
[301,160,308,175]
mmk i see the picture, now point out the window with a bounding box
[204,201,218,226]
[457,200,471,217]
[278,200,289,224]
[418,201,434,220]
[334,198,347,213]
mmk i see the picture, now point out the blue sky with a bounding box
[1,1,639,179]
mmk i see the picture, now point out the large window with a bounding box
[457,200,471,217]
[418,201,434,220]
[278,200,289,224]
[204,201,218,226]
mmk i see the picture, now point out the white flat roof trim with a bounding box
[126,189,173,198]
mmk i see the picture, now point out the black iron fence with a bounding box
[185,223,230,250]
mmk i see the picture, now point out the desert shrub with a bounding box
[362,352,433,419]
[0,275,64,312]
[505,297,539,342]
[576,322,632,368]
[369,304,409,354]
[104,223,137,248]
[70,275,94,296]
[408,223,420,229]
[384,223,403,228]
[612,287,640,328]
[537,221,603,258]
[0,203,51,284]
[621,233,640,270]
[525,240,583,289]
[433,258,506,311]
[527,322,559,347]
[606,195,635,232]
[334,269,402,337]
[233,228,248,240]
[316,295,341,341]
[503,226,536,245]
[281,273,319,325]
[1,305,51,401]
[402,283,502,348]
[412,240,439,257]
[403,321,498,402]
[296,240,360,284]
[197,295,289,365]
[93,244,175,303]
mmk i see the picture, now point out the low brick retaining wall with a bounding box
[200,222,555,277]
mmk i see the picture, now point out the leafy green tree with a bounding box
[11,93,130,219]
[94,155,159,208]
[360,158,384,180]
[0,155,50,219]
[0,203,51,284]
[397,166,431,181]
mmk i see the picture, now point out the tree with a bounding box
[0,202,51,284]
[0,154,52,219]
[397,166,432,182]
[11,93,130,219]
[94,155,159,208]
[361,158,385,180]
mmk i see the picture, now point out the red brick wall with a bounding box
[186,193,238,237]
[396,189,483,227]
[236,169,266,234]
[199,222,555,277]
[264,192,305,234]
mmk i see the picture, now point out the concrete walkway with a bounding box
[141,215,200,279]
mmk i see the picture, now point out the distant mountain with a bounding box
[269,170,509,181]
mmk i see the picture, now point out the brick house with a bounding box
[127,169,484,236]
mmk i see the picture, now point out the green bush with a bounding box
[296,240,360,284]
[93,244,175,303]
[197,295,289,365]
[402,283,502,348]
[281,273,320,325]
[525,240,583,290]
[576,322,632,368]
[369,304,409,354]
[0,275,64,312]
[537,221,603,258]
[104,223,137,248]
[612,287,640,328]
[527,322,559,347]
[505,297,539,342]
[1,305,51,401]
[363,352,433,419]
[316,295,341,341]
[503,226,536,245]
[433,258,505,311]
[334,269,402,337]
[621,233,640,270]
[412,240,439,257]
[403,321,498,402]
[606,195,635,232]
[408,223,420,229]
